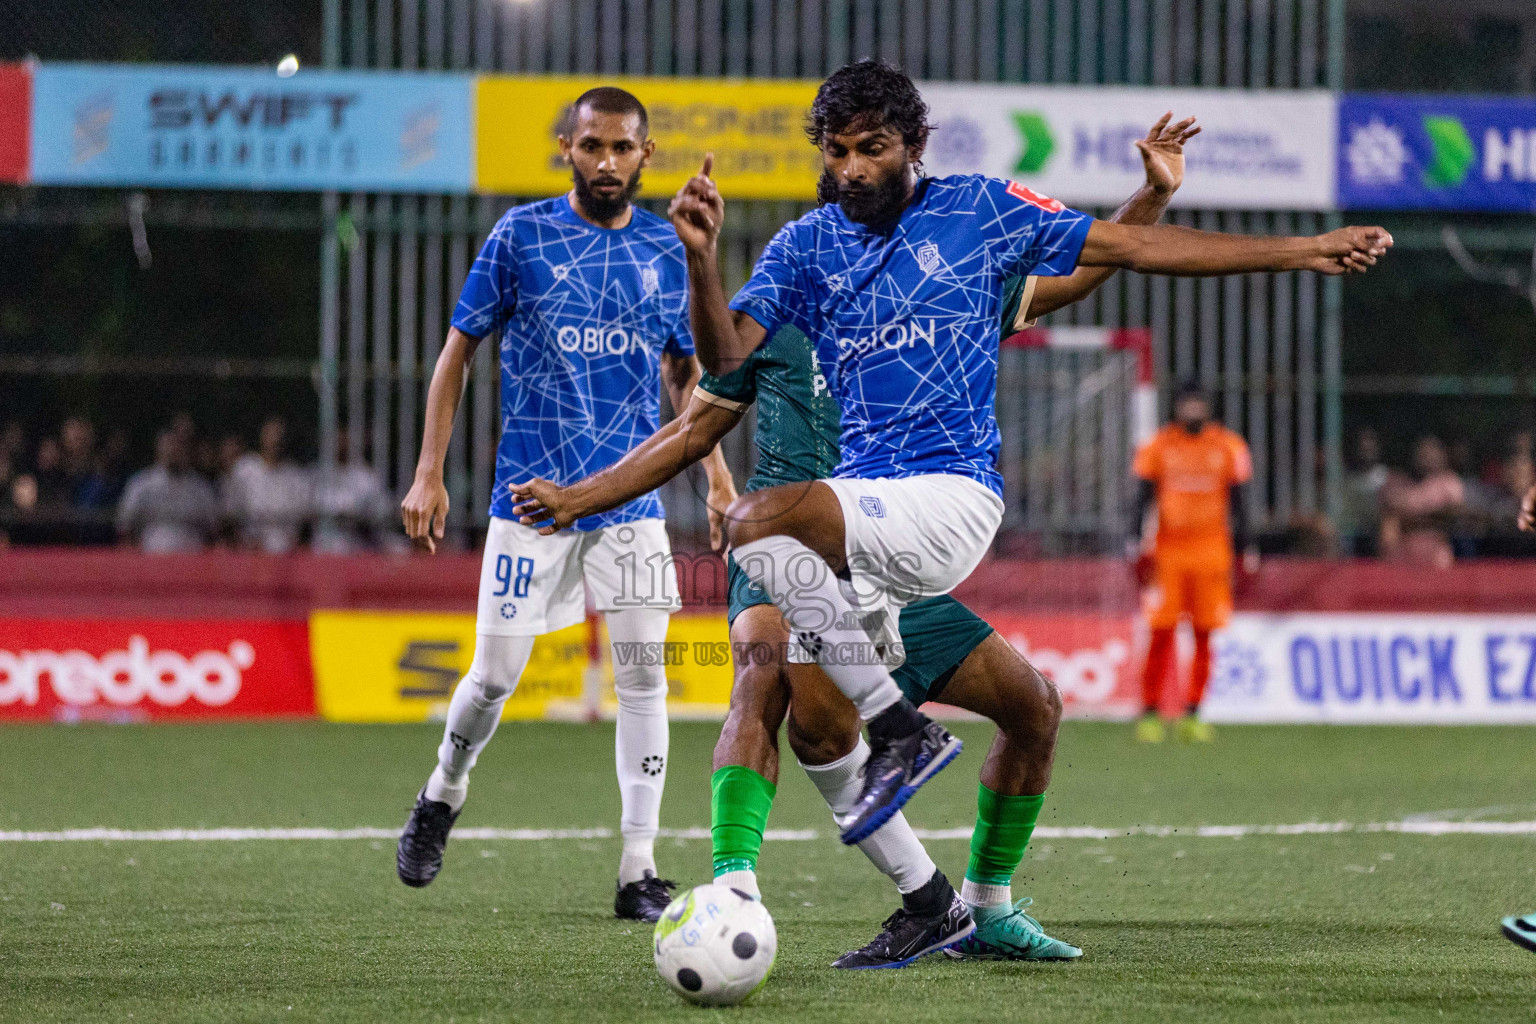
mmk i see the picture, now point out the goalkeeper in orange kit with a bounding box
[1130,381,1256,743]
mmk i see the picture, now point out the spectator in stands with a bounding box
[310,432,400,554]
[86,427,131,509]
[1378,434,1465,567]
[1341,427,1389,555]
[222,415,311,553]
[116,428,221,552]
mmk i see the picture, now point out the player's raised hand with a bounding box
[1307,226,1394,275]
[509,478,580,535]
[401,473,449,554]
[669,153,724,255]
[1519,484,1536,532]
[1134,112,1200,196]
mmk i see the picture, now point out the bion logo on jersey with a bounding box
[556,324,648,356]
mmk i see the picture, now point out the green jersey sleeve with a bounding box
[1000,274,1039,334]
[695,345,765,412]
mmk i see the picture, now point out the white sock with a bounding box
[800,738,936,894]
[425,634,535,812]
[607,607,672,885]
[715,869,760,899]
[960,879,1012,912]
[733,535,905,721]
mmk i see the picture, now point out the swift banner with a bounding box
[0,619,315,721]
[1339,94,1536,212]
[29,64,473,191]
[921,84,1337,211]
[1205,613,1536,724]
[475,74,821,200]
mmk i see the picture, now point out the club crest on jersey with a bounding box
[640,265,660,296]
[1006,180,1065,213]
[915,242,943,275]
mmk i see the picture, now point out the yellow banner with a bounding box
[310,610,733,723]
[475,75,823,200]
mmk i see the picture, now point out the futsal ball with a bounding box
[653,884,777,1006]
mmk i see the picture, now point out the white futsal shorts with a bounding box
[821,473,1004,629]
[474,516,681,637]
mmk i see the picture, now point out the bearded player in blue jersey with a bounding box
[669,61,1392,852]
[394,86,736,922]
[511,109,1202,967]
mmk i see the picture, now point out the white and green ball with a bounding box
[653,883,777,1006]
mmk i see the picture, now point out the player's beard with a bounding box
[572,165,642,222]
[818,165,911,226]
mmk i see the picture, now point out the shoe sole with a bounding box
[1503,918,1536,953]
[839,735,963,846]
[835,919,978,970]
[942,945,1082,962]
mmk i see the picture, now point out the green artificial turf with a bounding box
[3,720,1534,1022]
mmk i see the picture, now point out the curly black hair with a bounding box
[806,59,935,152]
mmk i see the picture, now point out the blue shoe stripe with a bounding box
[839,920,978,970]
[839,738,963,845]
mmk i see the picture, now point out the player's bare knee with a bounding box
[729,659,791,733]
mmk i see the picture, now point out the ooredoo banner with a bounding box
[0,619,315,721]
[29,64,473,192]
[986,613,1140,719]
[1206,613,1536,723]
[921,84,1338,211]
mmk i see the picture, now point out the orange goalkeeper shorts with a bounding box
[1145,555,1232,631]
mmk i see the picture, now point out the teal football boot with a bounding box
[944,897,1082,961]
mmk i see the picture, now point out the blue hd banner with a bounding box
[1339,93,1536,212]
[29,64,473,192]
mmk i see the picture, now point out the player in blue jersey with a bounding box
[394,87,736,922]
[512,112,1202,968]
[669,60,1393,845]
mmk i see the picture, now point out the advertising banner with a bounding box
[310,611,733,723]
[921,84,1337,211]
[1339,94,1536,212]
[0,619,315,721]
[0,63,30,184]
[29,64,473,192]
[475,74,821,200]
[986,613,1141,719]
[1205,613,1536,723]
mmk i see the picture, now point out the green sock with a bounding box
[965,784,1045,900]
[710,766,776,878]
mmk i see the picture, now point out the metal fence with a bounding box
[316,0,1347,546]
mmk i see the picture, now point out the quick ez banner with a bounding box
[29,64,473,192]
[1205,613,1536,724]
[1339,94,1536,212]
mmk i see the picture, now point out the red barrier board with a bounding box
[0,620,315,721]
[985,613,1141,717]
[0,63,30,184]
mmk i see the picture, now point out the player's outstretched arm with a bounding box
[510,392,744,538]
[401,326,480,553]
[661,351,739,550]
[1029,113,1197,319]
[669,154,769,376]
[1078,220,1393,277]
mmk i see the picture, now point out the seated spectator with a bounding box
[1378,435,1465,567]
[1342,427,1388,554]
[222,415,312,553]
[311,433,400,554]
[116,428,221,552]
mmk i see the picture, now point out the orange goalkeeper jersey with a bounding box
[1133,422,1253,559]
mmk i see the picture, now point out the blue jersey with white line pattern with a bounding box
[452,196,694,530]
[729,174,1090,498]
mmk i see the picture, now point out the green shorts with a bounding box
[725,553,995,705]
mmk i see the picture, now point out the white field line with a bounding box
[3,821,1536,843]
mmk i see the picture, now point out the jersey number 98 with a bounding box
[494,555,535,598]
